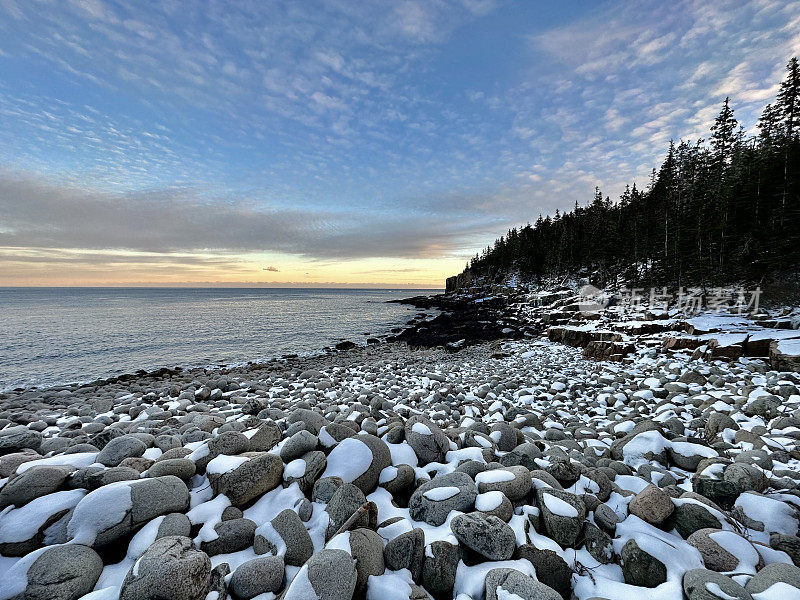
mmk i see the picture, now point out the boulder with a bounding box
[229,556,285,599]
[384,528,425,582]
[405,416,449,465]
[537,488,586,548]
[450,512,516,561]
[408,471,476,526]
[621,538,667,588]
[67,476,189,548]
[683,568,752,600]
[119,536,212,600]
[96,435,147,467]
[0,426,42,455]
[254,508,314,566]
[282,548,357,600]
[422,540,460,598]
[744,562,800,596]
[0,465,72,509]
[628,484,675,525]
[485,567,562,600]
[321,435,391,494]
[3,544,103,600]
[207,453,283,507]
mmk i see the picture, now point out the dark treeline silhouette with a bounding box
[459,58,800,289]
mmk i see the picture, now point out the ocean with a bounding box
[0,287,439,391]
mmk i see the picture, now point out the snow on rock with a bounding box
[2,317,800,600]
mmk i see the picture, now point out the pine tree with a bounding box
[710,97,740,169]
[776,57,800,226]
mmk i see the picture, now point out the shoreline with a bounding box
[0,290,444,396]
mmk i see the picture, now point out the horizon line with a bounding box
[0,284,445,289]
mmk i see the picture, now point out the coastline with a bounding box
[0,287,442,395]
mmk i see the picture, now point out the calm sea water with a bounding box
[0,287,439,391]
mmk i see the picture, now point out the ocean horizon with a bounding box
[0,287,440,391]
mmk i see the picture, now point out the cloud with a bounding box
[1,0,799,285]
[0,170,522,261]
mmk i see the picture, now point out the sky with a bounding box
[1,0,798,287]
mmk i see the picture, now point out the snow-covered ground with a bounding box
[1,334,800,599]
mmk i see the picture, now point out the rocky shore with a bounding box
[2,290,800,599]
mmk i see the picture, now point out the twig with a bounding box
[333,501,378,537]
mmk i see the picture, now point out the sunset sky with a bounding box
[1,0,798,287]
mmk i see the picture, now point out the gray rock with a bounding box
[450,512,516,561]
[485,568,562,600]
[284,450,326,494]
[247,422,282,452]
[405,415,449,465]
[683,569,752,600]
[745,562,800,595]
[594,503,619,534]
[120,536,212,600]
[229,556,285,599]
[157,512,192,538]
[67,475,190,547]
[667,442,718,471]
[288,408,329,435]
[770,533,800,567]
[96,434,147,467]
[476,465,532,501]
[325,434,392,495]
[208,452,283,507]
[254,508,314,566]
[692,477,740,510]
[0,451,39,477]
[724,463,768,493]
[325,483,367,540]
[499,442,543,471]
[422,540,460,598]
[384,528,425,582]
[408,471,477,526]
[313,476,344,503]
[621,539,667,588]
[147,458,196,480]
[0,426,42,455]
[673,501,725,539]
[583,521,614,564]
[208,430,250,458]
[476,491,514,522]
[280,430,318,462]
[680,370,707,385]
[379,463,416,498]
[688,529,759,573]
[7,543,103,600]
[743,395,781,419]
[0,465,72,508]
[69,465,140,490]
[628,484,675,525]
[515,545,573,599]
[200,518,256,556]
[347,528,386,596]
[537,488,586,548]
[283,548,357,600]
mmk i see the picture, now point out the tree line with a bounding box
[459,58,800,289]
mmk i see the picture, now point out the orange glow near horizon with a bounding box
[0,248,459,288]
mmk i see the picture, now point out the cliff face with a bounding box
[445,270,474,293]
